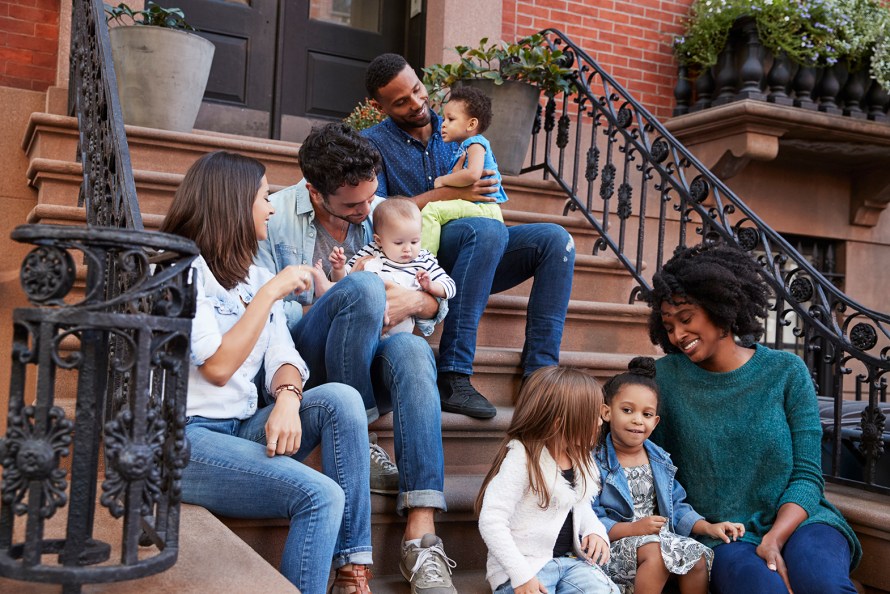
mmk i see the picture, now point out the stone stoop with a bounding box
[826,484,890,594]
[0,504,297,594]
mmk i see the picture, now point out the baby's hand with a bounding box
[704,521,746,543]
[328,246,346,271]
[416,269,431,291]
[580,534,610,565]
[633,515,667,535]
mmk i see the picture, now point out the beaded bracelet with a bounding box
[273,383,303,402]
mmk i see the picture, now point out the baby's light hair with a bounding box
[475,366,604,514]
[373,197,421,236]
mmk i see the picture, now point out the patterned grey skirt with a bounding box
[605,464,714,594]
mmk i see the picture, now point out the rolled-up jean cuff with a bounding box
[333,548,374,569]
[396,489,447,516]
[366,406,380,424]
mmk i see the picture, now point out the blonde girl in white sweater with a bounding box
[477,366,620,594]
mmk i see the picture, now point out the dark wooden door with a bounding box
[156,0,415,139]
[278,1,407,122]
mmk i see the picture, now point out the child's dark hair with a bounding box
[448,86,493,134]
[648,243,772,353]
[603,356,659,406]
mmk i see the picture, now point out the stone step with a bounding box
[0,504,296,593]
[502,252,642,304]
[221,473,488,578]
[424,295,653,355]
[367,570,489,593]
[23,112,301,187]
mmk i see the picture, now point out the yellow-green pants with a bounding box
[420,200,504,256]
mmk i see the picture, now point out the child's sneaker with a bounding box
[399,533,457,594]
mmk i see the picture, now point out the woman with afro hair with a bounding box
[647,243,860,594]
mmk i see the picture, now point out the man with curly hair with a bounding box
[363,52,575,424]
[256,122,454,592]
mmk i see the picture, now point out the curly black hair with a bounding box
[647,243,772,353]
[298,123,381,198]
[449,86,493,134]
[365,53,409,99]
[602,356,660,406]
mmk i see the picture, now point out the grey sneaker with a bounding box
[399,533,457,594]
[369,433,399,495]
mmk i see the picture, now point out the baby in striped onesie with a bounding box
[325,197,456,336]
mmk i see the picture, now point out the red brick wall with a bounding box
[0,0,60,91]
[502,0,693,120]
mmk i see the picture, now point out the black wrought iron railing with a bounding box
[526,29,889,494]
[0,0,198,592]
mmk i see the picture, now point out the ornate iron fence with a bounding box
[0,0,198,591]
[525,29,889,494]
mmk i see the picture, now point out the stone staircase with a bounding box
[20,112,658,591]
[17,110,890,594]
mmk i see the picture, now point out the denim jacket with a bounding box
[592,434,704,537]
[255,180,447,335]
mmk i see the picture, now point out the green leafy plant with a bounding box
[673,0,845,70]
[104,1,195,30]
[343,98,387,131]
[423,34,575,107]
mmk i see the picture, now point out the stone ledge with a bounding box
[826,483,890,593]
[0,504,296,593]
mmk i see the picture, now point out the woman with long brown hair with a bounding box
[162,151,373,594]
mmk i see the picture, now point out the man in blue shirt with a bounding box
[364,53,575,420]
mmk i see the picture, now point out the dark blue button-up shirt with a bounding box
[363,111,459,198]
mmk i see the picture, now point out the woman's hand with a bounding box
[632,515,667,535]
[580,534,610,565]
[693,519,745,543]
[264,389,302,457]
[756,535,794,594]
[514,577,548,594]
[265,265,314,301]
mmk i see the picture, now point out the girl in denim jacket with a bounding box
[593,357,744,594]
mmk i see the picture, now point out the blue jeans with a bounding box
[494,557,619,593]
[710,523,857,594]
[181,383,371,594]
[437,219,574,376]
[291,272,446,514]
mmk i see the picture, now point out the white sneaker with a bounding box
[399,533,457,594]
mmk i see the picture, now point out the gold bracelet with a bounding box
[273,383,303,402]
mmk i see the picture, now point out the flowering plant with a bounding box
[343,99,387,131]
[673,0,890,84]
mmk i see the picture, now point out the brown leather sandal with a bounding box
[329,564,372,594]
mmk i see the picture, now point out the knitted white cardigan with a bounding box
[478,439,610,589]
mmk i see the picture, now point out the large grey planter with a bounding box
[109,26,215,133]
[458,78,541,176]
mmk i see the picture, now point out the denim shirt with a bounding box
[592,434,704,537]
[363,111,458,198]
[255,179,447,334]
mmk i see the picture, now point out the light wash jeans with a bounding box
[436,219,575,376]
[494,557,619,593]
[181,383,371,594]
[290,272,447,515]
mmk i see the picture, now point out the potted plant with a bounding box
[105,2,215,133]
[423,34,575,175]
[672,0,890,116]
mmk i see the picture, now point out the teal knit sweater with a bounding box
[653,344,861,567]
